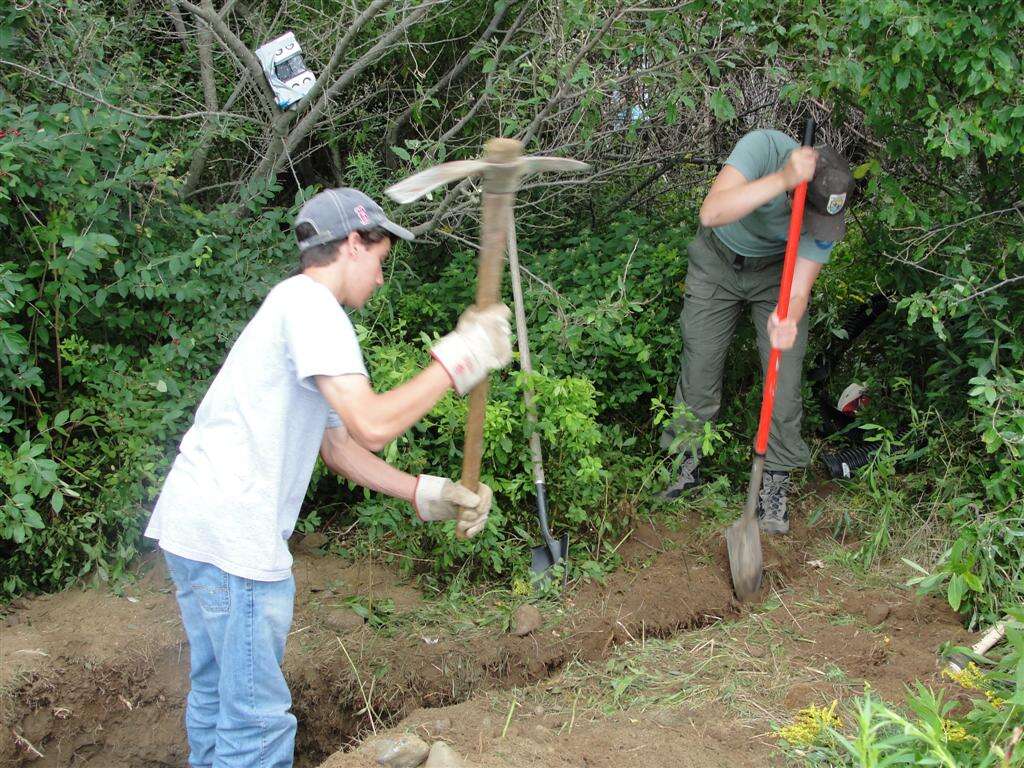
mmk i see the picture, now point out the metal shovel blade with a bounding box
[531,533,569,585]
[726,516,763,601]
[726,454,766,601]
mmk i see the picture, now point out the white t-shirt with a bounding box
[144,275,365,581]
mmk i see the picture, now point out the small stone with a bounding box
[866,603,891,625]
[3,614,19,628]
[324,608,365,634]
[532,705,545,717]
[423,741,465,768]
[299,532,329,553]
[417,717,451,739]
[511,605,542,637]
[375,734,430,768]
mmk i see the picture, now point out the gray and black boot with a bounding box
[660,453,701,499]
[757,470,791,534]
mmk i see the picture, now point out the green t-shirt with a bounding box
[712,129,835,264]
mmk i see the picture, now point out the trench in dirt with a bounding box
[1,509,967,768]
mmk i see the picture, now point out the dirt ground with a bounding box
[0,496,969,767]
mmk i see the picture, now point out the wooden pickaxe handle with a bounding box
[460,138,522,494]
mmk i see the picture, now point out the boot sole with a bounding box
[659,481,701,501]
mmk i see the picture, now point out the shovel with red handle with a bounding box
[726,117,816,601]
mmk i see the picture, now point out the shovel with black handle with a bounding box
[505,222,568,585]
[726,117,816,601]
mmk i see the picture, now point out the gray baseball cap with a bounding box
[804,144,854,243]
[294,188,414,252]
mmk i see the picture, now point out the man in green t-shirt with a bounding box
[660,128,854,534]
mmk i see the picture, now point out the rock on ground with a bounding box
[323,607,365,635]
[866,603,891,625]
[511,604,542,637]
[423,741,466,768]
[374,733,430,767]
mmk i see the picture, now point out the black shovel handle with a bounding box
[535,482,560,562]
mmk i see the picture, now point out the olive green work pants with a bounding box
[660,226,811,472]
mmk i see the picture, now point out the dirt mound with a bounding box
[324,698,769,768]
[1,512,968,767]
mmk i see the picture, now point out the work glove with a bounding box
[767,310,799,351]
[431,304,512,395]
[413,475,492,539]
[455,483,492,540]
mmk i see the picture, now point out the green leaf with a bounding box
[709,90,736,121]
[962,572,982,592]
[990,48,1014,73]
[947,574,965,611]
[54,409,69,427]
[51,491,64,514]
[23,507,44,529]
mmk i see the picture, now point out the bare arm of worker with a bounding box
[315,365,451,453]
[319,425,491,535]
[768,257,823,350]
[319,424,417,501]
[699,147,819,228]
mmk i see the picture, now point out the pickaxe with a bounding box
[386,138,589,538]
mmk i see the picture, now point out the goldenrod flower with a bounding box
[776,701,843,747]
[941,719,977,743]
[942,662,985,691]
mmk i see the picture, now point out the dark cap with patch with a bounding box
[805,144,853,243]
[295,188,414,252]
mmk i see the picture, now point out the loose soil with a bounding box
[1,497,969,767]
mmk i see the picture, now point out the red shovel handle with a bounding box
[754,118,816,456]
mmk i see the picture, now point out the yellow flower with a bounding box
[512,578,531,596]
[942,662,985,691]
[984,690,1006,709]
[776,701,843,747]
[941,719,977,743]
[943,663,1007,708]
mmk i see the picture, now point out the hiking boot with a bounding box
[757,470,791,534]
[660,454,701,499]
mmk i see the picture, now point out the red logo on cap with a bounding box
[354,205,370,225]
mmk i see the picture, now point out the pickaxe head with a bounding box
[385,138,589,204]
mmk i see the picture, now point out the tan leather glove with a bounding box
[430,305,513,395]
[455,482,492,540]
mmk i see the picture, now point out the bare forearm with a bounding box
[700,171,787,228]
[324,438,418,502]
[786,291,811,325]
[317,362,451,451]
[362,362,451,442]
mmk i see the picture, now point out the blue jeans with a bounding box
[163,551,297,768]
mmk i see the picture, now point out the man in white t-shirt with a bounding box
[144,188,511,768]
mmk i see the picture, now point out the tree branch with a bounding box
[518,2,624,147]
[295,0,395,113]
[248,0,437,185]
[433,3,529,151]
[177,0,278,109]
[0,59,261,124]
[181,0,224,197]
[385,0,511,159]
